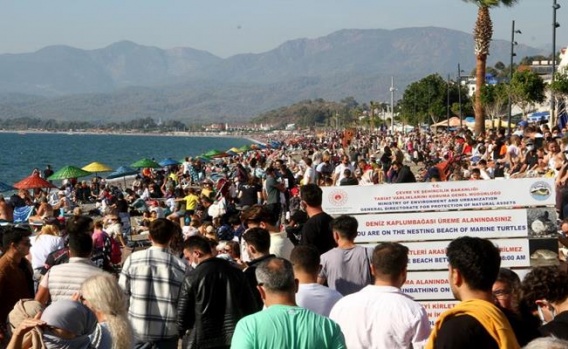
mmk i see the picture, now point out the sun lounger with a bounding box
[0,205,35,228]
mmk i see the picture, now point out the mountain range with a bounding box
[0,27,545,124]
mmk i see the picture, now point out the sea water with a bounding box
[0,132,251,185]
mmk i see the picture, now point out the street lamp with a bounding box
[447,74,451,128]
[508,20,522,136]
[390,77,397,134]
[552,0,561,126]
[458,63,465,128]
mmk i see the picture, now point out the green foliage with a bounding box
[251,98,355,128]
[510,70,546,117]
[398,74,472,125]
[550,72,568,96]
[0,117,190,132]
[480,83,508,119]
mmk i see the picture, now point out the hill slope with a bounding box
[0,27,544,123]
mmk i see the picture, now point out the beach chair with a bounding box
[13,205,35,224]
[0,205,35,228]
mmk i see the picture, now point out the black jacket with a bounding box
[243,254,275,311]
[177,257,259,349]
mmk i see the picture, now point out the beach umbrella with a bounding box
[204,149,223,158]
[106,166,139,180]
[0,181,15,192]
[13,174,57,190]
[48,166,92,181]
[195,155,211,163]
[204,149,230,158]
[158,158,181,167]
[106,166,139,188]
[82,161,113,173]
[131,158,161,169]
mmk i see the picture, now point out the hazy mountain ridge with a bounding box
[0,27,545,123]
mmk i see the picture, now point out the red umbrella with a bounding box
[13,174,57,190]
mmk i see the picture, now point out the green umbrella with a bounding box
[130,158,161,168]
[48,166,92,181]
[204,149,224,158]
[238,145,252,152]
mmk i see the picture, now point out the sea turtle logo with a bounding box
[329,189,348,206]
[529,181,552,201]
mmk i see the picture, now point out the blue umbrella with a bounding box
[0,181,15,192]
[158,158,181,167]
[106,166,139,180]
[106,166,140,188]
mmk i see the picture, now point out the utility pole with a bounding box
[458,63,463,128]
[447,74,451,128]
[508,20,521,136]
[552,0,561,128]
[390,77,396,134]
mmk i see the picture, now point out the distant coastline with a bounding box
[0,129,265,144]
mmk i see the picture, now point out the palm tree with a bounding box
[463,0,518,135]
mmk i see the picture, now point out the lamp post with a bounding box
[508,20,522,136]
[447,74,451,128]
[552,0,561,126]
[458,63,465,128]
[390,77,396,134]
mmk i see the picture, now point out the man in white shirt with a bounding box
[332,155,354,186]
[291,245,342,317]
[329,242,431,349]
[302,157,315,185]
[35,230,104,305]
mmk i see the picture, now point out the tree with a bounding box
[463,0,519,135]
[510,70,546,118]
[550,72,568,124]
[398,74,471,126]
[480,83,508,123]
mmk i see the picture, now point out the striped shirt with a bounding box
[118,246,186,342]
[41,257,104,302]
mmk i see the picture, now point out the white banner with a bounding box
[355,209,529,243]
[363,239,530,270]
[322,178,555,215]
[396,239,530,270]
[402,271,452,300]
[403,269,531,300]
[419,301,459,326]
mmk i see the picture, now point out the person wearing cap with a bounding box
[0,226,34,344]
[0,194,13,222]
[52,191,71,217]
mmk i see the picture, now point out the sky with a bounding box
[1,0,566,58]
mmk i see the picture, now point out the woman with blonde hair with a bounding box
[28,219,64,282]
[79,273,134,349]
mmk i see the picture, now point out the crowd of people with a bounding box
[1,122,568,348]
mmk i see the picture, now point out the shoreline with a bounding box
[0,129,264,144]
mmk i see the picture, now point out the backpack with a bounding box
[104,233,122,265]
